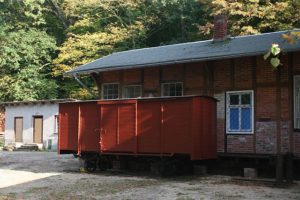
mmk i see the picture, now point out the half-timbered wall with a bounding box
[92,51,300,158]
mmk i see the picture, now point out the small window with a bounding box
[102,83,119,100]
[294,76,300,129]
[161,82,183,97]
[123,85,142,98]
[226,91,254,134]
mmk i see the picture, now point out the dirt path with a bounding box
[0,152,299,200]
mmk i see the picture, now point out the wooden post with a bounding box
[276,154,284,185]
[286,153,294,184]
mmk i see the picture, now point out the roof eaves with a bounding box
[65,50,268,76]
[0,99,76,106]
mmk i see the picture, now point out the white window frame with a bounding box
[101,83,120,100]
[161,82,183,97]
[226,90,254,134]
[122,85,142,99]
[294,75,300,129]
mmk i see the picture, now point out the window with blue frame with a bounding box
[226,91,253,133]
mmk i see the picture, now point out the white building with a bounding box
[3,100,68,150]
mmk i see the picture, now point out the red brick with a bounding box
[293,52,300,72]
[217,119,225,152]
[294,133,300,158]
[280,55,289,82]
[256,87,277,120]
[213,59,231,91]
[123,69,142,84]
[185,63,204,91]
[143,67,160,97]
[256,121,277,154]
[102,71,120,82]
[256,57,277,84]
[281,121,290,153]
[227,135,254,153]
[281,87,289,120]
[162,64,184,82]
[234,57,253,89]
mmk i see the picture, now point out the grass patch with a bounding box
[0,193,17,200]
[0,137,4,148]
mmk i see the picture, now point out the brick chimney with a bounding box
[213,14,228,42]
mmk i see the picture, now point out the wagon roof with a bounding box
[66,30,300,76]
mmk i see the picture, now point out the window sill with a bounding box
[226,132,254,135]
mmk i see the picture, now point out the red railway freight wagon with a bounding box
[58,96,217,174]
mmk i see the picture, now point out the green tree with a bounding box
[0,28,58,101]
[53,0,148,99]
[53,0,205,99]
[199,0,300,36]
[0,0,46,30]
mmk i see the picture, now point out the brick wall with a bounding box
[256,121,277,154]
[162,65,184,82]
[213,59,231,92]
[97,53,300,156]
[256,87,277,120]
[294,133,300,158]
[256,57,276,84]
[185,63,205,95]
[123,69,142,84]
[214,93,225,152]
[227,135,254,153]
[144,67,160,97]
[234,57,253,89]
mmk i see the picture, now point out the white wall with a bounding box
[4,103,58,150]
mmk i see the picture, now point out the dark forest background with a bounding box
[0,0,299,101]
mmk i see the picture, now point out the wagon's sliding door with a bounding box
[99,101,136,153]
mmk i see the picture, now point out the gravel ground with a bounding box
[0,151,299,200]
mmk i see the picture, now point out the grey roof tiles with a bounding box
[66,30,300,75]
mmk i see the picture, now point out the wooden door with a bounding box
[33,116,43,143]
[15,117,23,142]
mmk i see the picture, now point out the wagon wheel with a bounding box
[98,157,112,171]
[98,160,108,171]
[158,160,177,176]
[84,159,97,172]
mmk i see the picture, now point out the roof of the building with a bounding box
[0,99,75,106]
[66,30,300,76]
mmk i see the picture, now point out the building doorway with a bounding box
[14,117,23,142]
[33,116,43,143]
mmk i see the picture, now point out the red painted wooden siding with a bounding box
[59,96,217,160]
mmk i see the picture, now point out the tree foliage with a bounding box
[52,0,206,98]
[199,0,300,36]
[0,28,58,101]
[0,0,299,101]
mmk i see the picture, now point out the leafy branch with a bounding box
[264,43,281,68]
[264,31,300,68]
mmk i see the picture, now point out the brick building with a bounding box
[66,16,300,178]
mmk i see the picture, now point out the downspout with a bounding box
[73,74,97,98]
